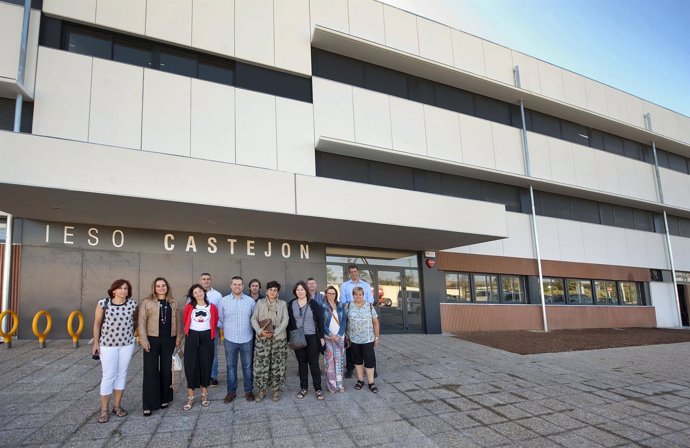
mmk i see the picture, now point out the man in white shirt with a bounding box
[200,273,223,386]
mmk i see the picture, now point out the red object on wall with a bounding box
[426,258,436,269]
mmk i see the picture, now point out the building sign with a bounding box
[20,220,323,261]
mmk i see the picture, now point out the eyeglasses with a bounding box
[325,292,336,296]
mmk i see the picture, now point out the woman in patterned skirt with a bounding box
[92,279,139,423]
[322,286,347,393]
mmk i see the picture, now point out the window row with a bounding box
[444,273,527,304]
[541,277,643,306]
[312,49,688,174]
[0,98,33,133]
[316,151,664,234]
[39,18,312,103]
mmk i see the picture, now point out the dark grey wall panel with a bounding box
[139,253,193,305]
[285,262,327,299]
[240,258,288,300]
[191,255,242,297]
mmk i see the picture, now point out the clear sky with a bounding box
[381,0,690,118]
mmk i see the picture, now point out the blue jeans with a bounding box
[210,335,219,379]
[224,339,253,394]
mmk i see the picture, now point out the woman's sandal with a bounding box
[296,389,308,399]
[201,394,211,407]
[368,383,379,394]
[97,409,109,423]
[160,403,169,409]
[315,390,325,400]
[354,380,364,390]
[112,406,127,417]
[183,396,194,411]
[143,410,152,417]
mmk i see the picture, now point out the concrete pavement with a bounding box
[1,334,690,447]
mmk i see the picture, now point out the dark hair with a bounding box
[145,277,174,302]
[200,272,211,278]
[347,264,358,272]
[266,280,281,291]
[231,276,243,283]
[306,277,315,282]
[324,286,339,304]
[248,278,261,288]
[108,279,133,299]
[292,281,309,298]
[187,284,209,308]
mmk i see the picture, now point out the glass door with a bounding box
[376,270,403,333]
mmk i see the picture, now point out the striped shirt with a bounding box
[218,293,255,344]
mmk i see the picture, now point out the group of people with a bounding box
[91,265,380,422]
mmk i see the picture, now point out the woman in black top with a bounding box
[287,281,325,400]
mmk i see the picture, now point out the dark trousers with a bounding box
[142,336,175,410]
[294,334,322,391]
[346,344,377,372]
[184,330,213,389]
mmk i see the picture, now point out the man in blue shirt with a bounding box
[307,277,325,306]
[340,265,377,378]
[199,273,223,386]
[218,276,256,402]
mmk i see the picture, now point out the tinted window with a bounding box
[413,170,442,194]
[642,145,655,164]
[679,217,690,238]
[408,77,435,105]
[160,49,197,77]
[113,41,152,67]
[369,162,414,190]
[623,139,643,161]
[599,203,615,226]
[656,149,670,169]
[613,205,635,229]
[602,132,624,156]
[571,198,599,224]
[653,213,665,234]
[434,83,473,115]
[364,63,407,98]
[315,152,368,183]
[667,151,688,174]
[589,129,605,150]
[666,215,680,236]
[541,193,571,219]
[561,120,590,146]
[236,62,311,102]
[312,49,364,87]
[633,209,654,232]
[198,59,234,86]
[66,29,111,59]
[475,95,510,125]
[483,183,522,212]
[441,175,482,200]
[531,111,561,138]
[509,104,524,128]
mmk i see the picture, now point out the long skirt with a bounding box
[253,337,288,391]
[324,336,345,392]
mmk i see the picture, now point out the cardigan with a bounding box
[183,302,219,339]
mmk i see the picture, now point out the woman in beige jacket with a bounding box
[138,277,182,416]
[250,280,289,402]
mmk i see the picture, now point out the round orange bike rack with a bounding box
[32,310,52,348]
[67,310,84,348]
[0,310,19,348]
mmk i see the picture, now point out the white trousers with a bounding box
[99,343,135,396]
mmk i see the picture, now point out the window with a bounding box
[159,49,197,77]
[561,120,589,147]
[113,40,152,67]
[66,27,111,59]
[667,151,689,174]
[623,139,643,161]
[474,274,499,303]
[369,162,414,190]
[602,133,624,156]
[633,209,654,232]
[312,49,364,87]
[364,63,407,98]
[540,192,571,220]
[619,282,641,305]
[567,279,593,304]
[613,205,635,230]
[198,59,234,86]
[571,198,599,224]
[531,111,561,138]
[408,76,435,105]
[475,95,511,126]
[595,280,618,305]
[444,273,471,302]
[434,83,474,115]
[542,277,565,304]
[501,276,525,303]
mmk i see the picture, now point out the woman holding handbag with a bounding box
[138,277,182,416]
[287,281,325,400]
[322,286,347,393]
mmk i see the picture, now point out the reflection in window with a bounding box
[444,273,470,302]
[568,279,593,304]
[474,274,499,303]
[595,280,619,304]
[620,282,641,305]
[501,276,525,303]
[542,277,565,304]
[326,265,343,298]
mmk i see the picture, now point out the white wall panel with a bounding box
[584,78,608,116]
[538,61,565,102]
[390,97,426,155]
[43,0,96,23]
[459,114,494,169]
[659,168,690,209]
[22,10,40,97]
[96,0,146,35]
[450,29,485,76]
[348,0,385,44]
[482,41,513,85]
[572,145,599,190]
[491,123,524,175]
[672,236,690,271]
[581,223,608,265]
[644,232,668,269]
[276,97,315,175]
[677,115,690,145]
[190,79,235,163]
[623,229,648,267]
[643,101,680,141]
[353,88,392,148]
[416,17,453,66]
[141,69,191,156]
[557,220,585,262]
[310,0,349,34]
[651,282,680,327]
[235,89,276,169]
[526,132,552,180]
[536,217,561,261]
[548,138,576,185]
[192,0,234,57]
[561,70,588,110]
[603,226,629,267]
[467,238,504,257]
[383,4,419,55]
[502,212,534,258]
[312,78,354,142]
[146,0,192,46]
[274,0,311,75]
[424,105,461,162]
[604,86,630,125]
[615,157,639,199]
[594,150,620,194]
[635,162,658,202]
[511,51,540,94]
[89,59,143,150]
[32,48,92,141]
[0,4,22,80]
[235,0,274,67]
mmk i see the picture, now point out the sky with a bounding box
[381,0,690,118]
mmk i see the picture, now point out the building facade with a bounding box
[1,0,690,339]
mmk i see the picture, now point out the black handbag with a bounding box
[288,300,309,350]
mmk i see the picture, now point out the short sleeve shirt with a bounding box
[346,302,378,344]
[99,298,137,347]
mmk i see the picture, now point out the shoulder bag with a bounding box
[288,300,309,350]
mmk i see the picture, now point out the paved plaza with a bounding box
[1,334,690,447]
